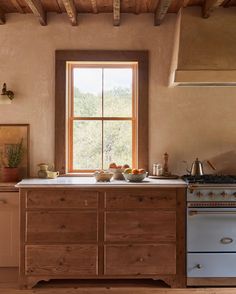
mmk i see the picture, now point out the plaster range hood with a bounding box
[170,10,236,87]
[173,69,236,87]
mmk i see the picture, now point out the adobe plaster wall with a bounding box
[0,8,236,176]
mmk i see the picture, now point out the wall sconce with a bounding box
[1,83,14,100]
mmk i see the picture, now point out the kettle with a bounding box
[187,158,216,176]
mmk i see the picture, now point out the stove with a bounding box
[183,174,236,185]
[184,174,236,285]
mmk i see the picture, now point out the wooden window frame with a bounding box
[55,50,148,175]
[68,62,137,173]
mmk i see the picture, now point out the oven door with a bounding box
[187,207,236,252]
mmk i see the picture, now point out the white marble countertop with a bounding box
[16,177,186,188]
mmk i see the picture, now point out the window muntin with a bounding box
[67,62,137,172]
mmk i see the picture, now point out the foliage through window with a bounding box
[67,62,138,172]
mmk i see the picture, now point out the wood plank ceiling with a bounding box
[0,0,235,26]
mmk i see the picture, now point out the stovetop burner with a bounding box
[182,174,236,184]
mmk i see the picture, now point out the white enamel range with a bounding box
[184,175,236,285]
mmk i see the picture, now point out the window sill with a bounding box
[59,173,94,177]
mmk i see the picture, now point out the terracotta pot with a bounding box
[2,167,20,182]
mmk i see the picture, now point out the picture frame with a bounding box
[0,124,30,181]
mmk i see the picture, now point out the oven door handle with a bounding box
[220,237,234,244]
[189,210,236,216]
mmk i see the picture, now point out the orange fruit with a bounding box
[132,169,139,175]
[138,169,145,174]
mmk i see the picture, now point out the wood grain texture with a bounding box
[105,211,176,242]
[20,186,185,288]
[113,0,120,26]
[11,0,25,13]
[25,245,98,275]
[61,0,77,25]
[202,0,225,18]
[90,0,98,13]
[26,189,98,209]
[154,0,172,26]
[0,7,5,24]
[55,50,148,174]
[24,0,47,25]
[26,211,98,242]
[105,244,176,275]
[105,189,176,209]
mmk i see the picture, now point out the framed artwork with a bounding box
[0,124,30,181]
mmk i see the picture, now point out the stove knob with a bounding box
[196,191,203,198]
[221,191,227,197]
[233,192,236,197]
[208,192,214,198]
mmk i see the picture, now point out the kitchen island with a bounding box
[16,177,186,289]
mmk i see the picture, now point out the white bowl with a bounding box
[123,172,148,182]
[109,168,125,180]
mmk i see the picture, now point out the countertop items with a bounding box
[16,177,186,188]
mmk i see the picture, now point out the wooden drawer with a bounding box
[105,189,176,209]
[26,190,98,209]
[105,211,176,242]
[105,244,176,275]
[25,245,98,276]
[26,211,97,242]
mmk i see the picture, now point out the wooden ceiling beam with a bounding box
[113,0,120,26]
[183,0,190,7]
[202,0,225,18]
[11,0,24,13]
[135,0,142,14]
[24,0,47,25]
[222,0,232,7]
[61,0,77,26]
[154,0,172,26]
[0,8,5,25]
[91,0,98,13]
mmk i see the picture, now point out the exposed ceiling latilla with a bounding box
[154,0,172,26]
[202,0,225,18]
[0,0,235,26]
[24,0,47,25]
[113,0,120,26]
[61,0,78,26]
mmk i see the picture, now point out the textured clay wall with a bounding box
[0,9,236,176]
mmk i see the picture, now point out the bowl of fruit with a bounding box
[94,170,114,182]
[108,163,130,180]
[123,168,147,182]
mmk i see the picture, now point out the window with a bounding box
[55,51,148,174]
[67,63,137,172]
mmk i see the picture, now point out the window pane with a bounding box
[73,68,102,117]
[103,68,133,117]
[103,121,132,169]
[73,121,102,170]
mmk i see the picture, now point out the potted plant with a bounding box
[2,139,24,182]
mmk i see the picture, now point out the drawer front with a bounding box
[105,211,176,242]
[26,190,98,209]
[25,245,98,276]
[0,192,19,207]
[105,244,176,275]
[188,253,236,277]
[26,211,97,242]
[105,190,176,209]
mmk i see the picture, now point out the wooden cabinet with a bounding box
[19,187,185,288]
[0,192,19,267]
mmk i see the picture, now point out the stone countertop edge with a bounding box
[15,177,187,188]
